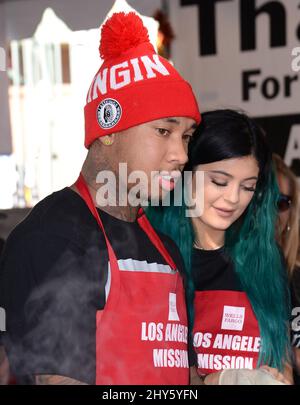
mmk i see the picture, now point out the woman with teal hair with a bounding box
[147,109,293,384]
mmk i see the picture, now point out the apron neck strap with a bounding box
[137,208,177,271]
[74,173,118,268]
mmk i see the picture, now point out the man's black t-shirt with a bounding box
[0,188,185,384]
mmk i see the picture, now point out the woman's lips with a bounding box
[214,207,235,217]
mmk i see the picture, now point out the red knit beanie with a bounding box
[84,12,201,148]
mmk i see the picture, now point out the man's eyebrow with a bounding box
[162,118,180,125]
[209,170,258,181]
[162,118,198,131]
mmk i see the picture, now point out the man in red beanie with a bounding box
[0,12,200,385]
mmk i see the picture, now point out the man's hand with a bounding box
[35,375,88,385]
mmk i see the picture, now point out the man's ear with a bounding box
[98,133,116,146]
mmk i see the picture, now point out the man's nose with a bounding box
[167,137,188,166]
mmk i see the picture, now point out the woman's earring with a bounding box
[286,223,291,233]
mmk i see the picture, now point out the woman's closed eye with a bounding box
[212,179,256,192]
[242,185,256,192]
[211,179,227,187]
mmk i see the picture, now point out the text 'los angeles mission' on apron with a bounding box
[75,173,189,385]
[193,290,261,376]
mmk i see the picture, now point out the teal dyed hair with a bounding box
[224,165,290,369]
[147,110,291,370]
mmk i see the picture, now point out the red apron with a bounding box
[193,290,261,376]
[75,174,189,385]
